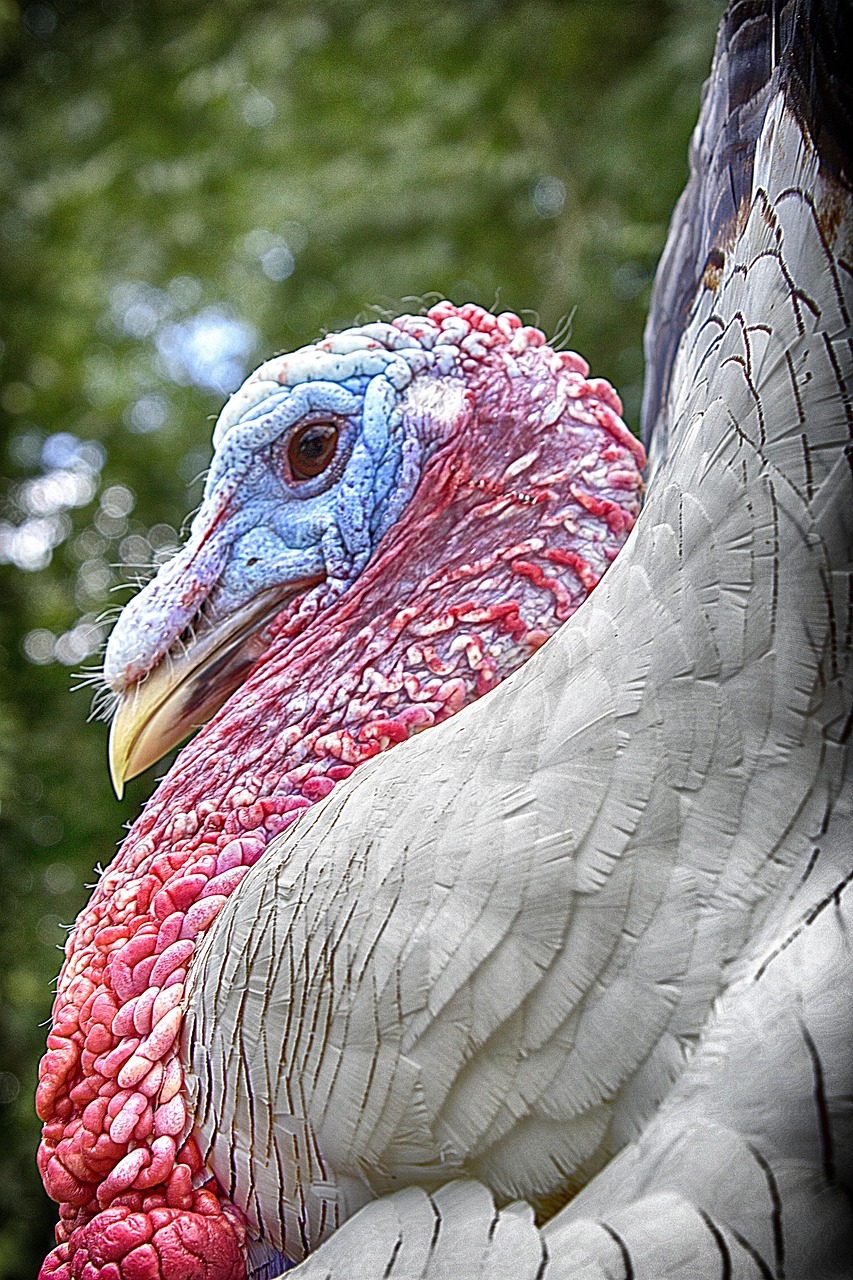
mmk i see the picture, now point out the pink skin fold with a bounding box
[37,304,645,1279]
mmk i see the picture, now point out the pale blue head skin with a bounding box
[104,320,467,691]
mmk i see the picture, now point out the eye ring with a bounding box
[287,420,339,481]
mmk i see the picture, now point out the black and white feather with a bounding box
[183,2,853,1275]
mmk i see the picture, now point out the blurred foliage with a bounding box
[0,0,723,1274]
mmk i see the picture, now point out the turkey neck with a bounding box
[113,440,628,877]
[36,317,644,1269]
[98,348,637,875]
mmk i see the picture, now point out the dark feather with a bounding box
[641,0,853,458]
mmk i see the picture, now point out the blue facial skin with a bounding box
[103,333,453,691]
[202,373,423,614]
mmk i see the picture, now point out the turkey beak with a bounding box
[108,576,322,798]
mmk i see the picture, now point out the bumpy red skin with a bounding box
[37,304,645,1278]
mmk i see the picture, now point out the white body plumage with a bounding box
[184,6,853,1276]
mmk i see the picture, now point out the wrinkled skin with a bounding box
[37,303,644,1279]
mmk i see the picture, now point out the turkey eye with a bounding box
[288,421,338,481]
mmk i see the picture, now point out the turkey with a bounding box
[182,0,852,1277]
[36,305,644,1279]
[37,0,853,1276]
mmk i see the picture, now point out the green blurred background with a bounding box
[0,1,722,1273]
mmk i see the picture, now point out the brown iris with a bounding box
[288,421,339,481]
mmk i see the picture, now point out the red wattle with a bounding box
[40,1203,246,1280]
[36,302,645,1274]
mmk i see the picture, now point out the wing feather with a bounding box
[186,1,853,1271]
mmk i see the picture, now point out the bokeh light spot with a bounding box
[532,175,567,219]
[23,629,57,664]
[126,393,168,434]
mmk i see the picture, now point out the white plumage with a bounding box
[184,2,853,1274]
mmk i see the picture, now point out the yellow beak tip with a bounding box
[108,727,127,800]
[102,581,306,798]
